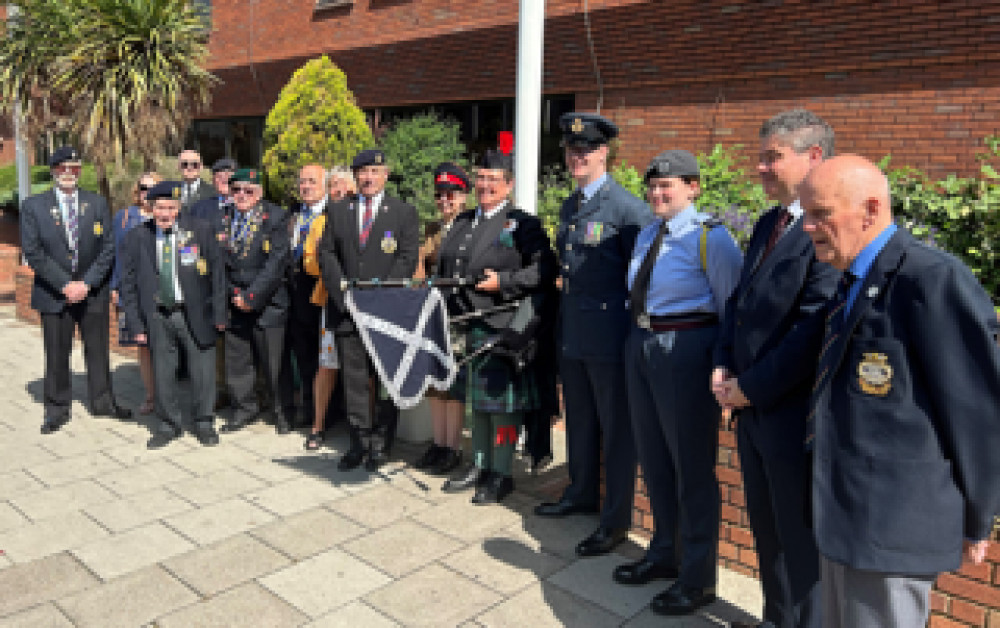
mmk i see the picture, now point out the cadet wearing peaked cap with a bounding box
[534,113,655,557]
[616,150,742,615]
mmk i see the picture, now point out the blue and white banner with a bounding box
[345,286,457,409]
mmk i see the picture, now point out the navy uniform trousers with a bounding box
[625,323,720,589]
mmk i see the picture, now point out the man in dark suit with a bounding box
[318,148,419,471]
[712,110,841,628]
[119,181,227,449]
[20,146,130,433]
[534,113,654,558]
[178,149,218,213]
[217,168,292,434]
[278,163,328,428]
[799,154,1000,627]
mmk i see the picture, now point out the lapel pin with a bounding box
[867,286,879,299]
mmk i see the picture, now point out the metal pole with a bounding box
[514,0,545,216]
[7,4,30,210]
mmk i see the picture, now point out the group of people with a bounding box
[19,107,999,627]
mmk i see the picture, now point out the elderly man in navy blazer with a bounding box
[712,110,841,628]
[799,155,1000,627]
[20,146,131,433]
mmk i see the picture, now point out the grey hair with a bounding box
[760,109,835,158]
[328,166,356,192]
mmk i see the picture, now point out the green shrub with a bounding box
[263,56,373,204]
[378,111,469,225]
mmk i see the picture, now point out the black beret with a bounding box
[433,162,470,192]
[211,158,237,173]
[146,181,182,201]
[48,146,81,167]
[559,112,618,148]
[352,149,387,170]
[478,150,513,173]
[644,149,700,183]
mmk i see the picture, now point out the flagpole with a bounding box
[514,0,545,216]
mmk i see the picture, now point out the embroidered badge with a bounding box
[381,231,397,254]
[93,222,103,236]
[857,352,893,396]
[263,239,270,253]
[571,117,584,133]
[196,258,207,275]
[584,222,604,245]
[502,219,518,233]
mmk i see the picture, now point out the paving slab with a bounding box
[326,484,433,529]
[546,551,666,618]
[343,519,464,578]
[101,439,197,467]
[0,603,74,627]
[56,565,199,628]
[0,502,27,532]
[0,471,44,501]
[412,497,525,543]
[71,521,196,581]
[1,511,109,563]
[243,476,348,517]
[168,443,264,476]
[35,426,130,458]
[364,563,502,627]
[162,533,291,597]
[260,548,392,618]
[163,497,275,546]
[164,467,266,506]
[0,444,56,473]
[9,479,116,521]
[157,582,307,628]
[82,487,194,533]
[0,553,99,616]
[250,507,367,560]
[476,581,624,628]
[26,450,124,487]
[442,533,569,595]
[95,459,193,496]
[303,602,400,628]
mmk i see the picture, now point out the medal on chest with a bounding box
[381,231,397,254]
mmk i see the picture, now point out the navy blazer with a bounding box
[119,215,227,349]
[713,206,840,453]
[220,201,291,329]
[555,178,652,361]
[20,188,115,314]
[811,229,1000,575]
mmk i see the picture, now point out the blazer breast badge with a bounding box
[857,352,893,396]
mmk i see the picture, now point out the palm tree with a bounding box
[0,0,217,197]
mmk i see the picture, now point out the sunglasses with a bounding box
[138,183,153,191]
[53,164,82,175]
[180,161,201,169]
[231,186,254,195]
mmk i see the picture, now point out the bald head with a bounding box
[298,164,328,205]
[800,154,893,270]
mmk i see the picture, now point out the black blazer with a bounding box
[811,229,1000,575]
[181,180,219,213]
[20,188,115,314]
[713,206,841,452]
[220,201,291,329]
[119,215,226,349]
[318,193,420,332]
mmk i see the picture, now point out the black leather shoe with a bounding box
[534,499,599,518]
[193,424,220,446]
[414,444,445,469]
[729,622,764,628]
[365,449,389,472]
[93,404,132,419]
[338,448,365,471]
[613,558,679,585]
[40,416,69,435]
[576,526,629,557]
[146,431,179,450]
[650,582,717,616]
[274,415,291,435]
[472,474,514,505]
[442,465,487,493]
[431,448,462,475]
[219,420,248,433]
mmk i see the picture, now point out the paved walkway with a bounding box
[0,305,762,627]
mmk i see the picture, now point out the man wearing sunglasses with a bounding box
[21,146,131,434]
[178,149,218,213]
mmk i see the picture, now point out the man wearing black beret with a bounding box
[119,181,227,449]
[20,146,131,434]
[318,148,420,471]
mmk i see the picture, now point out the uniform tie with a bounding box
[359,196,374,247]
[66,196,79,272]
[805,271,857,449]
[159,230,176,308]
[760,208,792,264]
[629,219,669,324]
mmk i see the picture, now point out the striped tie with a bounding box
[66,196,79,272]
[359,196,374,247]
[804,271,856,450]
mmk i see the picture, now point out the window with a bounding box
[188,117,263,169]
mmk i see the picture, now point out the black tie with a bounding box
[805,271,857,450]
[761,208,792,263]
[629,219,669,324]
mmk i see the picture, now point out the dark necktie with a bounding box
[159,230,176,308]
[629,219,669,324]
[760,208,792,263]
[805,271,857,449]
[66,196,79,272]
[359,196,374,247]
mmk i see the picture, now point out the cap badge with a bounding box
[172,187,180,199]
[857,352,893,396]
[571,118,584,133]
[375,153,383,165]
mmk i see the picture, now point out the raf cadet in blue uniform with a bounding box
[534,113,654,558]
[617,150,742,615]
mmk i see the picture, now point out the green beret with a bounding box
[230,168,261,184]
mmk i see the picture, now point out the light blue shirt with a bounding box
[845,223,897,315]
[627,205,743,316]
[578,173,609,203]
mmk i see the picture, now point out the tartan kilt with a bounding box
[461,322,538,415]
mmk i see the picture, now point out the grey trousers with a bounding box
[148,309,216,433]
[819,555,934,628]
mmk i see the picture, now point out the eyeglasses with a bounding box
[231,186,254,195]
[53,164,82,175]
[180,161,201,169]
[138,183,152,192]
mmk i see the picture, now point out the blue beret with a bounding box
[433,162,470,191]
[645,150,700,182]
[146,181,182,201]
[48,146,81,167]
[559,112,619,147]
[352,149,386,170]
